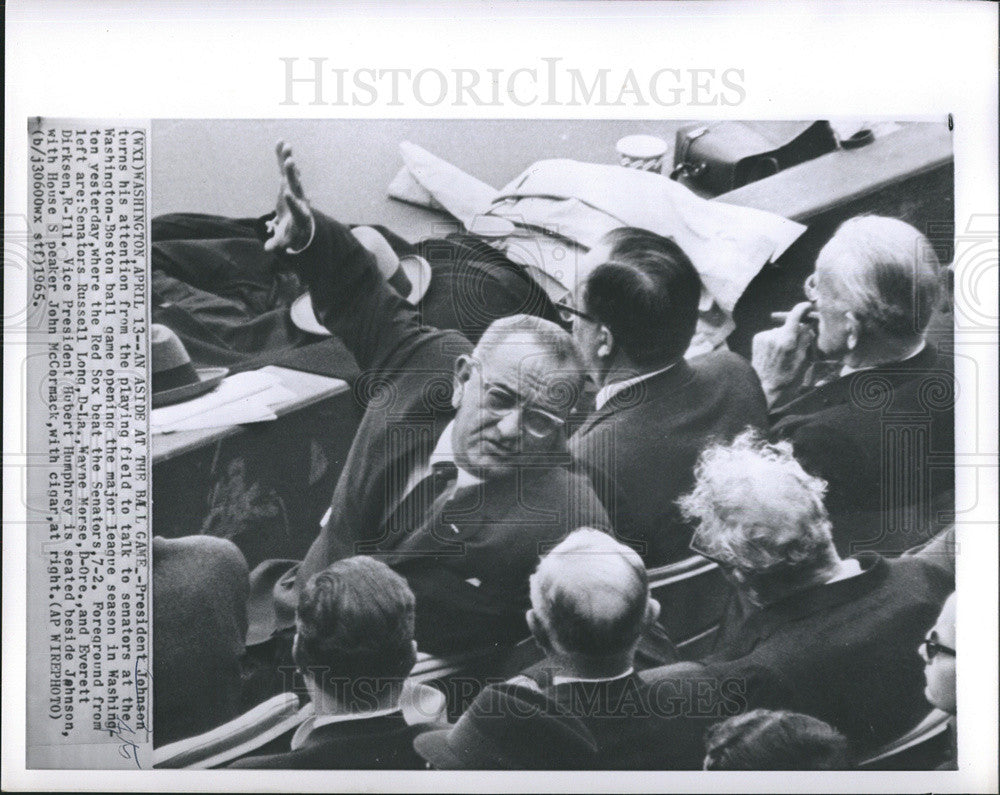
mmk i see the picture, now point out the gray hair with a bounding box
[530,529,649,657]
[678,431,836,580]
[474,314,587,409]
[817,215,943,339]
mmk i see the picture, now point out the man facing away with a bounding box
[248,143,609,656]
[507,529,785,769]
[232,556,437,768]
[560,228,768,566]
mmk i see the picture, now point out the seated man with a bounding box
[920,592,957,769]
[507,529,783,769]
[561,228,768,565]
[703,709,849,770]
[677,431,954,759]
[752,216,953,556]
[249,143,609,656]
[231,556,436,768]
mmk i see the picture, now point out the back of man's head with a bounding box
[583,228,702,368]
[678,431,838,602]
[817,215,943,340]
[703,709,849,770]
[529,528,651,659]
[294,556,417,698]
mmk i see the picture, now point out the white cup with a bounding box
[615,134,669,173]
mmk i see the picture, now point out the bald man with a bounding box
[507,529,785,769]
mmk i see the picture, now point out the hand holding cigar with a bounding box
[770,305,818,325]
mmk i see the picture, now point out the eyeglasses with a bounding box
[468,360,567,439]
[688,535,733,569]
[554,300,598,326]
[921,631,956,661]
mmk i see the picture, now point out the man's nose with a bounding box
[495,407,522,439]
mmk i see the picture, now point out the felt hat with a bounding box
[413,682,598,770]
[290,226,432,337]
[151,324,228,408]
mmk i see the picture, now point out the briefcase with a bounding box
[671,120,838,196]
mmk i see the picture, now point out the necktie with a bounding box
[381,460,459,548]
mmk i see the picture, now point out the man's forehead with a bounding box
[480,343,575,402]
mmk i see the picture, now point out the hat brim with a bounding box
[152,367,228,408]
[289,255,432,337]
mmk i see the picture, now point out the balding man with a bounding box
[752,215,954,556]
[249,144,608,657]
[678,431,953,759]
[509,529,785,769]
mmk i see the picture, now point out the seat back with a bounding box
[858,708,952,770]
[648,555,732,658]
[153,691,301,769]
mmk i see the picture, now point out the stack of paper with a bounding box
[151,370,296,435]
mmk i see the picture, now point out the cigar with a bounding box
[770,309,818,324]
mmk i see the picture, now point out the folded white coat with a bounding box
[393,141,806,317]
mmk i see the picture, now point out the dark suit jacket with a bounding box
[227,712,430,769]
[569,352,769,566]
[770,345,954,556]
[291,213,609,655]
[705,552,954,759]
[510,662,787,769]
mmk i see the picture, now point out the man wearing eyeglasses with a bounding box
[751,216,954,557]
[921,593,957,768]
[557,227,769,566]
[247,143,609,657]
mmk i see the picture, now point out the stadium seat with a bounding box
[153,691,302,769]
[647,555,733,658]
[857,708,953,770]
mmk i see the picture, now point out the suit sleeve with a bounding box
[287,211,432,373]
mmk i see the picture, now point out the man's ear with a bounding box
[452,355,474,409]
[291,632,305,674]
[644,598,661,628]
[596,326,615,360]
[526,609,551,652]
[845,311,861,351]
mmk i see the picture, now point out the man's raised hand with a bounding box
[264,141,314,254]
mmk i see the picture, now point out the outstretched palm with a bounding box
[264,141,314,253]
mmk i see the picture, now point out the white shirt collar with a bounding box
[551,667,635,687]
[595,364,676,411]
[289,702,403,751]
[839,339,926,377]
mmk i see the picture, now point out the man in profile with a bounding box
[752,215,953,555]
[249,143,608,656]
[232,556,435,769]
[560,228,768,565]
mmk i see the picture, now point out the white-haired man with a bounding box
[508,528,786,769]
[248,144,608,657]
[752,216,953,556]
[677,431,953,760]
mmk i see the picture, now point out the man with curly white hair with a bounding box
[677,431,953,762]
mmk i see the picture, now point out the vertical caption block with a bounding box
[25,119,151,769]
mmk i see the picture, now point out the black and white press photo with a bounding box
[143,118,958,770]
